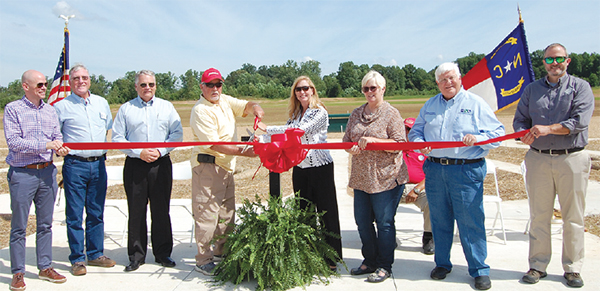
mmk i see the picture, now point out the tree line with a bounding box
[1,50,598,109]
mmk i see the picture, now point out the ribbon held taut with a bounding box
[63,129,529,173]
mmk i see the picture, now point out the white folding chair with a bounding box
[104,166,128,246]
[171,162,195,244]
[484,160,507,244]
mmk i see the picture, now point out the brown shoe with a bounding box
[71,262,87,276]
[10,273,26,291]
[88,255,116,267]
[38,267,67,283]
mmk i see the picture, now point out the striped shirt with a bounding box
[3,96,63,167]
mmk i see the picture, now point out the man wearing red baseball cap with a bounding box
[402,117,434,255]
[190,68,265,275]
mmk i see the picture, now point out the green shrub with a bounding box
[214,195,344,291]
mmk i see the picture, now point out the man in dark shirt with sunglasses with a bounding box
[112,70,183,272]
[513,43,594,288]
[190,68,263,276]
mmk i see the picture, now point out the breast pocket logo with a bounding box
[460,109,473,114]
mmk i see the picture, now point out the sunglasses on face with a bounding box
[362,86,378,93]
[204,82,223,88]
[544,56,567,64]
[295,86,310,92]
[35,82,48,88]
[139,83,155,88]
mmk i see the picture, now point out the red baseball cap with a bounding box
[404,117,416,128]
[201,68,224,83]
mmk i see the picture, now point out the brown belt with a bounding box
[24,161,53,169]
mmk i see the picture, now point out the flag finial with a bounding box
[59,14,75,29]
[518,4,523,23]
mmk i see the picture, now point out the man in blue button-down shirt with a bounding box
[54,64,116,276]
[409,62,504,290]
[112,69,183,272]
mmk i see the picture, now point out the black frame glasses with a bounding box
[139,83,155,88]
[295,86,310,92]
[204,82,223,88]
[544,56,567,64]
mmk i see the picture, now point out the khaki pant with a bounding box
[525,150,590,273]
[407,185,431,232]
[192,163,235,266]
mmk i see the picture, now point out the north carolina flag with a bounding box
[48,27,70,105]
[462,22,535,112]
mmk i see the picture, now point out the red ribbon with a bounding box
[63,129,529,173]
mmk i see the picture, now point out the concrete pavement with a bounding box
[1,146,600,290]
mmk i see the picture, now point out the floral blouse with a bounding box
[343,101,408,193]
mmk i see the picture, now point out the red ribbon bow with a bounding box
[253,128,308,173]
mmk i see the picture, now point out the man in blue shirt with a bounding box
[409,62,505,290]
[514,43,594,288]
[112,70,183,272]
[4,70,69,291]
[54,64,116,276]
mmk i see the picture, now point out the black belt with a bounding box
[531,147,584,155]
[428,157,484,165]
[23,161,53,169]
[66,154,106,162]
[197,153,215,164]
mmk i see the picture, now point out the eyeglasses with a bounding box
[544,56,567,64]
[362,86,378,93]
[35,82,48,88]
[438,75,458,84]
[72,76,89,82]
[139,83,155,88]
[295,86,310,92]
[204,82,223,88]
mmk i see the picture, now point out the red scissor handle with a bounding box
[253,116,260,131]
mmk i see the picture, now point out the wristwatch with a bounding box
[413,187,423,195]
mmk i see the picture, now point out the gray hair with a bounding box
[435,62,461,82]
[135,70,155,84]
[69,63,88,76]
[361,70,386,88]
[544,43,568,57]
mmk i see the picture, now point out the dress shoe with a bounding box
[430,266,451,280]
[474,275,492,290]
[155,256,176,267]
[124,261,144,272]
[350,264,376,275]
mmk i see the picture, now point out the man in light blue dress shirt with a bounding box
[112,70,183,272]
[408,62,505,290]
[54,64,116,276]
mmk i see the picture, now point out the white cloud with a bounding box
[52,1,81,19]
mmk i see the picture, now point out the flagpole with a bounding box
[59,15,74,101]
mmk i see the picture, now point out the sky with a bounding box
[0,0,599,87]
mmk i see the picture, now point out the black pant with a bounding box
[123,156,173,262]
[293,162,342,263]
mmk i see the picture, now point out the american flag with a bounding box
[48,27,71,105]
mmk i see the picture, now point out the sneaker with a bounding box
[522,268,547,284]
[71,262,87,276]
[38,267,67,283]
[213,254,224,263]
[88,255,116,267]
[564,272,584,288]
[10,273,25,291]
[195,262,217,276]
[367,268,390,283]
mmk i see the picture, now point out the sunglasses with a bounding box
[139,83,155,88]
[544,56,567,64]
[295,86,311,92]
[35,82,48,88]
[362,86,378,93]
[204,82,223,88]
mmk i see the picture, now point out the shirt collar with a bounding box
[136,96,155,106]
[22,95,46,109]
[544,73,569,87]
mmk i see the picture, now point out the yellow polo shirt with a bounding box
[190,94,248,172]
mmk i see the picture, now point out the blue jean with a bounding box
[354,184,404,273]
[63,156,108,263]
[423,159,490,277]
[8,165,58,274]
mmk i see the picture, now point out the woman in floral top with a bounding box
[343,70,409,283]
[257,76,342,270]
